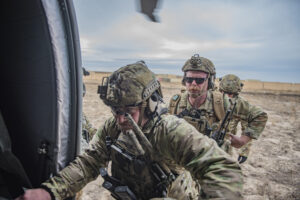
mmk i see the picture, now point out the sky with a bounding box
[73,0,300,83]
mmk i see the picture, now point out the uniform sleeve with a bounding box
[82,113,98,139]
[227,118,240,135]
[234,97,268,139]
[41,118,114,200]
[155,115,243,199]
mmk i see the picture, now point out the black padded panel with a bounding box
[0,0,82,191]
[0,0,57,187]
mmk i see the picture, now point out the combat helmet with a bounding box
[219,74,244,95]
[98,61,164,124]
[181,54,216,89]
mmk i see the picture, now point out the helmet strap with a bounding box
[207,74,215,89]
[138,101,147,126]
[182,72,187,86]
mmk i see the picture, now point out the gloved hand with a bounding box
[238,155,247,164]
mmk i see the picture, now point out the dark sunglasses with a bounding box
[185,77,207,84]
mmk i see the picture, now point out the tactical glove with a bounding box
[238,155,247,164]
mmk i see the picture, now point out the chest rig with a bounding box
[177,108,212,135]
[169,90,225,135]
[105,117,177,200]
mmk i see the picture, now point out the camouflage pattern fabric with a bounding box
[82,113,97,140]
[181,54,216,90]
[226,118,252,156]
[228,96,267,140]
[219,74,243,95]
[218,74,268,157]
[168,91,268,154]
[225,96,268,157]
[101,61,161,108]
[80,113,97,152]
[169,90,230,134]
[181,54,216,76]
[42,114,243,199]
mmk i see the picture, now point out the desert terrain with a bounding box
[78,74,300,200]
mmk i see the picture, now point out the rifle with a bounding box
[211,101,237,146]
[100,168,137,200]
[150,163,176,197]
[125,113,176,198]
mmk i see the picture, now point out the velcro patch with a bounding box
[172,94,179,101]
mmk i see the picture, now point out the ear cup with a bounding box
[145,91,163,117]
[208,77,214,89]
[148,94,158,113]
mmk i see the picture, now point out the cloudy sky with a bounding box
[73,0,300,83]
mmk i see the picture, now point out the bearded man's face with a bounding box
[185,71,209,98]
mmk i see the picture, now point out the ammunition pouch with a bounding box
[105,136,177,199]
[183,116,207,133]
[177,109,210,135]
[100,168,137,200]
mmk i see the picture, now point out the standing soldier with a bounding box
[82,68,97,141]
[219,74,267,163]
[17,61,243,200]
[168,54,268,162]
[82,114,97,142]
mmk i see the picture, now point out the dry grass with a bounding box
[84,72,300,94]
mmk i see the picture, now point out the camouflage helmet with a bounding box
[98,61,161,107]
[181,54,216,89]
[219,74,244,94]
[182,54,216,76]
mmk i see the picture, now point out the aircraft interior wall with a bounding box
[0,0,82,189]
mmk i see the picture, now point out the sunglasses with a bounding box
[185,77,207,84]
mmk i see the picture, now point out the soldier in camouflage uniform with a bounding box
[17,61,243,200]
[168,54,268,162]
[82,114,97,142]
[81,69,97,151]
[82,81,97,143]
[219,74,268,163]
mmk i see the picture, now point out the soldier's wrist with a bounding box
[240,135,251,145]
[243,131,254,139]
[39,185,55,200]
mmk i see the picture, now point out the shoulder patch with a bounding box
[172,94,179,101]
[212,91,226,121]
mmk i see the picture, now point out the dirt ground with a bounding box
[78,79,300,200]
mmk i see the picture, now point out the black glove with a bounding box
[82,129,90,143]
[238,155,247,164]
